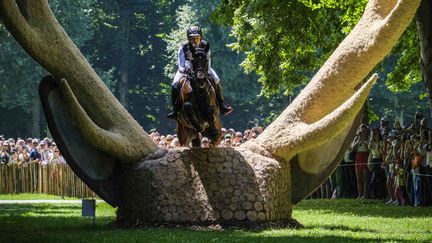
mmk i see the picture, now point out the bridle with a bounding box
[188,49,212,97]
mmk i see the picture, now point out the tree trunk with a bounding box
[119,8,130,110]
[362,102,369,124]
[393,95,404,124]
[416,0,432,118]
[400,110,405,126]
[31,95,41,138]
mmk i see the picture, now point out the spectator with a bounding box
[158,140,167,149]
[368,128,386,199]
[420,130,432,206]
[384,131,399,205]
[16,145,29,166]
[39,141,52,165]
[171,138,180,148]
[394,160,409,206]
[352,124,370,199]
[402,133,414,204]
[50,148,66,164]
[166,135,174,149]
[201,137,210,148]
[1,142,11,165]
[338,148,357,198]
[411,135,423,206]
[232,132,243,147]
[29,139,41,163]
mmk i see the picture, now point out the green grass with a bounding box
[0,196,431,242]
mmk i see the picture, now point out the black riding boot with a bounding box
[215,82,233,116]
[167,83,181,120]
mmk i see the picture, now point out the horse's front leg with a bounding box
[184,101,203,133]
[204,106,220,141]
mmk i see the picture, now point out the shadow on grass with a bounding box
[0,222,406,243]
[304,224,379,234]
[0,204,81,216]
[295,199,432,219]
[0,203,115,234]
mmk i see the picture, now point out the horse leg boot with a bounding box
[167,82,182,120]
[215,82,233,116]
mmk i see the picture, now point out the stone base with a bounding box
[117,147,292,225]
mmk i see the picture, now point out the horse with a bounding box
[176,47,222,147]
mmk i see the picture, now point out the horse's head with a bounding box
[190,48,209,84]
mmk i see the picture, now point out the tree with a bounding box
[416,0,432,118]
[85,0,185,134]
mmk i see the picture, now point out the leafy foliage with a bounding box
[213,0,351,96]
[214,0,429,125]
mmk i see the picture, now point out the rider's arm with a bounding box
[207,49,212,71]
[178,47,187,73]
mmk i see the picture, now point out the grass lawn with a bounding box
[0,193,81,200]
[0,196,431,242]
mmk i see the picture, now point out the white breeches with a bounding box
[172,68,220,86]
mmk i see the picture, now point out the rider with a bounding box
[167,25,233,120]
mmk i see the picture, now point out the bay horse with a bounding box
[176,48,222,147]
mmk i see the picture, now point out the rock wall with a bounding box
[117,147,291,224]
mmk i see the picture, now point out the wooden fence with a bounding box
[0,163,94,198]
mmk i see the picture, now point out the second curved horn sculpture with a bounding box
[0,0,420,223]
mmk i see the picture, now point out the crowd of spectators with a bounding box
[315,112,432,207]
[148,126,264,149]
[0,126,265,167]
[0,136,66,167]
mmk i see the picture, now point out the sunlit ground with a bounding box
[0,195,431,242]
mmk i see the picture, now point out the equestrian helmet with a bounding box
[187,25,202,38]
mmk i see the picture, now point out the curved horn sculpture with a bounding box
[252,0,421,202]
[0,0,420,223]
